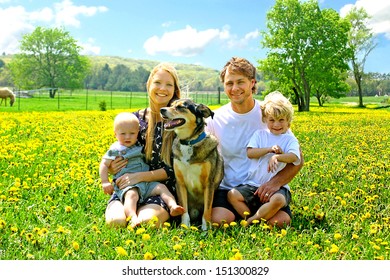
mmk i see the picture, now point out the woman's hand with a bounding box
[108,157,128,174]
[115,172,143,189]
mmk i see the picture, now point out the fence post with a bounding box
[218,87,221,104]
[86,87,89,110]
[58,89,60,110]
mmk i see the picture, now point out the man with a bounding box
[206,57,303,227]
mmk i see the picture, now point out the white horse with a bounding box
[0,88,16,107]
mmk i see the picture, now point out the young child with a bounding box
[99,112,184,227]
[227,91,301,226]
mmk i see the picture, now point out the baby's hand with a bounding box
[271,145,283,154]
[102,182,114,195]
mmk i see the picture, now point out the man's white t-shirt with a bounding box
[206,100,266,190]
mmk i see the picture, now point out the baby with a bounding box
[99,112,184,227]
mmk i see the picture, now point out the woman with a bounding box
[105,62,181,228]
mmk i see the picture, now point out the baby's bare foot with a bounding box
[128,216,140,228]
[170,205,185,216]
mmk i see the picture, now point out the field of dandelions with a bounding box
[0,102,389,260]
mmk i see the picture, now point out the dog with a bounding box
[160,99,223,230]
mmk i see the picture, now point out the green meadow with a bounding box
[0,94,389,260]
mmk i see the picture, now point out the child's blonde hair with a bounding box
[113,112,139,132]
[261,91,294,123]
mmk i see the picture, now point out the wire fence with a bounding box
[6,88,233,112]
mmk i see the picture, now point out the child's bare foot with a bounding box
[170,205,185,216]
[127,216,140,228]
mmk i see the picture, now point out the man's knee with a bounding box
[268,210,291,228]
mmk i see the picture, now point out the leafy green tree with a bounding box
[259,0,351,111]
[344,7,377,107]
[9,27,91,98]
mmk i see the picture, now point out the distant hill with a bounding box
[1,54,222,90]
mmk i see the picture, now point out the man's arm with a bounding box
[256,149,304,203]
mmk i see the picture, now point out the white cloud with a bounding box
[79,38,101,55]
[144,25,229,57]
[54,0,108,28]
[144,25,261,57]
[226,29,260,49]
[0,0,107,55]
[340,0,390,39]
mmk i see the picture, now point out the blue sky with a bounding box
[1,0,389,73]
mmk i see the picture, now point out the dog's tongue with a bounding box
[164,119,185,129]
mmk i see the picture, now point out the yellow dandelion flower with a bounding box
[39,228,48,236]
[26,254,35,259]
[375,256,384,260]
[281,229,287,236]
[65,206,72,213]
[352,234,359,240]
[193,252,200,257]
[173,244,182,251]
[334,233,342,240]
[163,222,171,228]
[229,221,237,227]
[0,219,6,229]
[143,252,154,260]
[252,219,260,224]
[56,226,65,233]
[315,212,325,220]
[230,252,243,260]
[72,241,80,251]
[223,223,229,229]
[10,226,18,233]
[135,228,146,235]
[116,246,128,256]
[261,223,270,230]
[240,220,248,227]
[172,236,181,242]
[125,239,135,246]
[180,224,189,230]
[142,234,151,241]
[243,211,250,216]
[373,245,381,251]
[329,244,339,253]
[190,226,198,231]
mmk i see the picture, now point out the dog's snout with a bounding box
[160,108,167,115]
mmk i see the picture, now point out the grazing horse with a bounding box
[0,88,16,107]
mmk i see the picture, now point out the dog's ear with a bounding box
[196,104,214,119]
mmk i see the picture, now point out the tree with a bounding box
[9,27,91,98]
[258,0,351,111]
[344,7,377,107]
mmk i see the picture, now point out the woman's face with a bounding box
[148,69,176,107]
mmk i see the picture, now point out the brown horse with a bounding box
[0,88,16,106]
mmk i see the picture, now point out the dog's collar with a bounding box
[180,131,207,146]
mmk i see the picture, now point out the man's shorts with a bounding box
[213,186,292,219]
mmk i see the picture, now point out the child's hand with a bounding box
[268,155,279,173]
[102,182,114,195]
[271,145,283,154]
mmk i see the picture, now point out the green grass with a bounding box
[0,99,389,260]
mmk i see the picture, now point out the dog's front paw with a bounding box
[201,217,210,231]
[181,213,191,227]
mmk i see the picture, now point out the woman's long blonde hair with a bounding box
[144,63,181,166]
